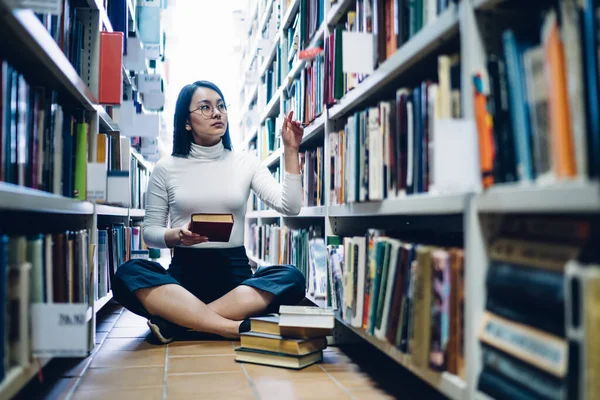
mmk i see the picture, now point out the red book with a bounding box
[190,213,234,243]
[99,31,123,105]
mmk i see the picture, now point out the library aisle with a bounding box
[13,301,445,400]
[2,0,600,398]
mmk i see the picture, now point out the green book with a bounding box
[74,123,88,200]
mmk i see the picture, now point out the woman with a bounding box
[112,80,306,343]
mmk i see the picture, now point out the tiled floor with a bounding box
[16,303,446,399]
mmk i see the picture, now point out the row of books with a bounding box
[129,156,151,210]
[327,231,465,376]
[328,54,461,205]
[1,58,150,207]
[476,3,600,187]
[0,60,89,198]
[476,215,599,400]
[247,144,325,211]
[97,223,145,299]
[283,50,325,127]
[299,146,325,207]
[246,223,324,293]
[257,118,279,161]
[324,0,457,104]
[0,230,92,383]
[35,1,84,77]
[248,164,281,212]
[253,0,326,118]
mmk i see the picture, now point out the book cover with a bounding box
[190,213,234,243]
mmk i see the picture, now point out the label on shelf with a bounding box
[31,303,91,357]
[144,43,161,60]
[342,31,375,74]
[138,73,162,94]
[433,119,480,194]
[87,163,107,201]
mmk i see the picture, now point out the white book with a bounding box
[351,236,367,329]
[279,305,334,329]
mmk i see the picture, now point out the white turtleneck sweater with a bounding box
[142,141,302,249]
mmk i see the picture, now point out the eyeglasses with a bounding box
[190,103,228,118]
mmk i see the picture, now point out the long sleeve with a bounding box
[251,161,302,216]
[142,162,170,248]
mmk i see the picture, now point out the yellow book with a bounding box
[239,331,327,356]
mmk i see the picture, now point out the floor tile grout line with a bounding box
[233,340,262,400]
[162,345,169,400]
[64,307,125,400]
[318,364,357,400]
[168,353,236,358]
[240,362,262,400]
[166,370,245,376]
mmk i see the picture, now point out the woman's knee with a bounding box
[280,265,306,303]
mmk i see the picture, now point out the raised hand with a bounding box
[281,110,304,152]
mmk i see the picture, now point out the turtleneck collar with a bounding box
[189,139,225,160]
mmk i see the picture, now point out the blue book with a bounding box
[583,0,600,178]
[0,234,7,381]
[502,30,535,182]
[108,0,128,54]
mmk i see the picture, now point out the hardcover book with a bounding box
[190,213,234,243]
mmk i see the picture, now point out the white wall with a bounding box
[161,0,249,156]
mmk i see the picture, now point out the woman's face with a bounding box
[186,87,228,146]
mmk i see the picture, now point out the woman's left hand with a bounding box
[281,110,304,152]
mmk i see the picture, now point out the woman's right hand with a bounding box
[167,223,209,247]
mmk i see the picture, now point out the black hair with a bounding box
[172,80,233,157]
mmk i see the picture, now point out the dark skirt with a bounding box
[111,246,306,319]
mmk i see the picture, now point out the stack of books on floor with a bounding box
[235,306,334,369]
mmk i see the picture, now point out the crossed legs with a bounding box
[135,283,275,339]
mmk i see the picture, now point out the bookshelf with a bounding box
[0,0,167,397]
[241,0,600,399]
[327,6,460,120]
